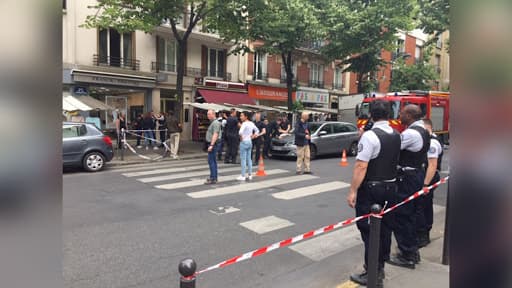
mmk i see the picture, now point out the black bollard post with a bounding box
[442,180,450,265]
[367,203,383,288]
[120,128,125,161]
[179,258,197,288]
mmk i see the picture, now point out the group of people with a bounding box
[203,109,299,184]
[347,100,444,287]
[116,111,182,159]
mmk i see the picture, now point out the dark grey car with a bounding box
[270,121,360,159]
[63,122,114,172]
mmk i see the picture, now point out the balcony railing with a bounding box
[333,83,343,90]
[204,69,232,81]
[152,62,176,73]
[253,72,269,81]
[280,76,297,84]
[93,54,140,71]
[309,80,324,89]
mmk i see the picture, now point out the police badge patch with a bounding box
[358,143,363,152]
[429,147,436,154]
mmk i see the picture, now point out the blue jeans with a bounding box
[208,143,218,180]
[239,140,253,176]
[144,130,154,146]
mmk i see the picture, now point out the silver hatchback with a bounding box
[270,121,360,159]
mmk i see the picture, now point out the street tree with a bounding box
[389,57,438,91]
[211,0,323,111]
[82,0,230,119]
[417,0,450,47]
[321,0,416,93]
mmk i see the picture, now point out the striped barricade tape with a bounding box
[194,176,450,276]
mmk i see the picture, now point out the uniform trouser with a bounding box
[227,134,239,162]
[263,136,271,157]
[356,181,397,269]
[296,145,311,172]
[393,169,425,259]
[416,171,441,235]
[253,138,263,162]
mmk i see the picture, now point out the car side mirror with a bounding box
[319,131,327,136]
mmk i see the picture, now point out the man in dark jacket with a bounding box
[166,111,182,159]
[295,112,312,174]
[224,109,239,164]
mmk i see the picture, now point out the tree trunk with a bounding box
[176,40,187,122]
[357,72,364,94]
[282,51,294,111]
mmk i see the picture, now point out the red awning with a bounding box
[197,89,255,105]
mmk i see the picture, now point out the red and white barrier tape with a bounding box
[194,176,449,276]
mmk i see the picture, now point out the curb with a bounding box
[106,152,206,167]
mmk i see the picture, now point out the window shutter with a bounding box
[223,49,228,79]
[201,45,208,76]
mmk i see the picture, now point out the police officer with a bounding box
[347,99,401,287]
[416,118,443,248]
[387,104,430,269]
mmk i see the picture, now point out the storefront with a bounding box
[63,69,156,130]
[295,87,329,109]
[247,83,295,108]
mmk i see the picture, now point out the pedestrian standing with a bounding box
[237,111,259,181]
[224,109,240,164]
[263,118,272,159]
[252,112,267,162]
[387,104,430,269]
[347,99,401,287]
[295,112,312,175]
[166,111,182,159]
[416,118,443,248]
[133,113,143,148]
[115,112,126,150]
[204,109,222,185]
[278,115,291,135]
[217,111,228,161]
[155,112,166,148]
[142,112,156,150]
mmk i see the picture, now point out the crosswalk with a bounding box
[111,159,446,264]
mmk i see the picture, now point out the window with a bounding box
[311,63,324,82]
[435,55,441,74]
[253,52,267,80]
[98,28,134,67]
[334,68,343,89]
[319,124,333,134]
[436,37,443,49]
[346,124,358,132]
[63,0,66,10]
[157,38,177,72]
[415,46,422,63]
[208,48,225,78]
[333,123,350,133]
[281,61,297,81]
[62,125,83,138]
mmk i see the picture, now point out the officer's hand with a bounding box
[347,191,357,208]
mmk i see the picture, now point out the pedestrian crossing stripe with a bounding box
[122,163,232,177]
[186,174,318,198]
[240,215,295,235]
[112,159,205,173]
[137,166,255,183]
[154,169,289,190]
[272,181,350,200]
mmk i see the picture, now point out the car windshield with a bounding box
[359,102,370,119]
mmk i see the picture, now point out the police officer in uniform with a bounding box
[416,118,443,248]
[347,99,401,287]
[387,104,430,269]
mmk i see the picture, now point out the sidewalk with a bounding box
[108,140,206,166]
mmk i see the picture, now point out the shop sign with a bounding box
[73,86,88,95]
[296,89,329,104]
[248,84,295,101]
[73,73,155,88]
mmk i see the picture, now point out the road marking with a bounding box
[209,206,241,215]
[272,181,350,200]
[122,163,231,177]
[289,225,361,261]
[336,281,359,288]
[155,169,289,190]
[112,159,205,173]
[186,174,317,199]
[138,166,251,183]
[240,216,294,234]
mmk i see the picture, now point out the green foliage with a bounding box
[292,100,304,112]
[321,0,416,93]
[389,58,438,91]
[417,0,449,39]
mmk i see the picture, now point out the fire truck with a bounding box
[355,90,450,144]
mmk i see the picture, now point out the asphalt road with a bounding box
[63,151,450,288]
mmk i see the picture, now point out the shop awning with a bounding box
[197,89,255,105]
[63,95,92,111]
[76,96,113,110]
[185,102,233,112]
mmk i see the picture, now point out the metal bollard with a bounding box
[120,128,125,161]
[179,258,197,288]
[442,180,450,265]
[367,203,383,288]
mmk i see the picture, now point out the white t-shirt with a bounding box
[428,134,443,159]
[239,121,259,142]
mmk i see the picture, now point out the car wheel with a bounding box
[310,145,317,160]
[83,152,105,172]
[348,141,358,156]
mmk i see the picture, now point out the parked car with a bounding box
[62,122,114,172]
[270,121,360,159]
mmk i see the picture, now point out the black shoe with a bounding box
[204,178,217,185]
[350,269,384,287]
[387,253,416,269]
[417,233,431,248]
[414,251,421,264]
[303,171,313,175]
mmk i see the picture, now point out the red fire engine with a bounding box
[356,90,450,144]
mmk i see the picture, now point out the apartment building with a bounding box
[62,0,245,141]
[431,30,450,91]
